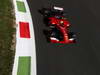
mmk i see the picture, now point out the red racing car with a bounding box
[40,6,76,44]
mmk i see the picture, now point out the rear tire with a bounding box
[68,32,76,38]
[68,32,76,42]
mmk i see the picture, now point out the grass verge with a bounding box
[0,0,16,74]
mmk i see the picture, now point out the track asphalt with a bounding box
[27,0,100,75]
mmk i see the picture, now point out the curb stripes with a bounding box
[12,0,36,75]
[17,57,31,75]
[19,22,31,38]
[16,1,26,12]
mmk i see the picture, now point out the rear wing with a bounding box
[53,6,64,11]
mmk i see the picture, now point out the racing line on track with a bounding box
[12,0,37,75]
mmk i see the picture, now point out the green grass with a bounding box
[0,0,16,75]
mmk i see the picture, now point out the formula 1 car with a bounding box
[39,6,76,44]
